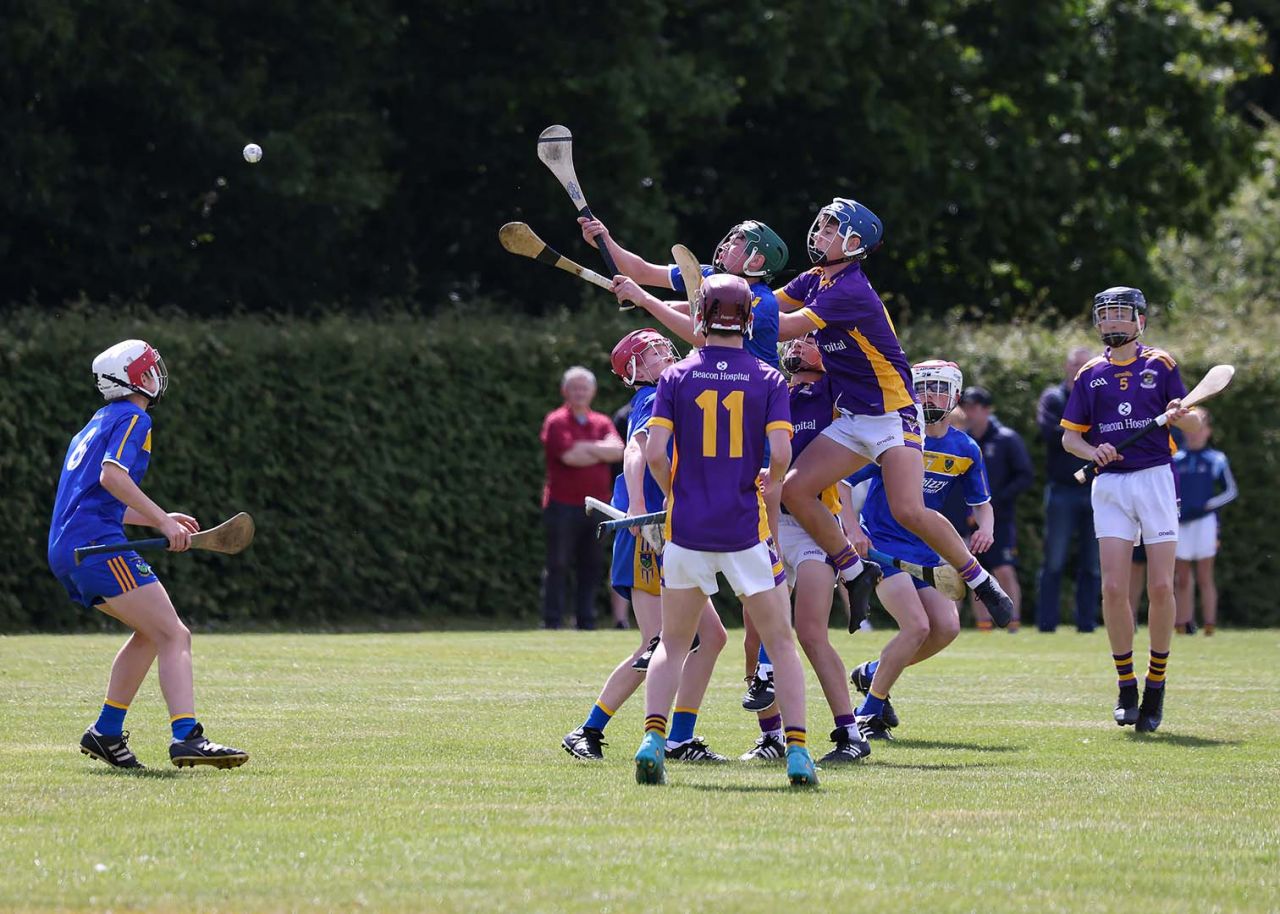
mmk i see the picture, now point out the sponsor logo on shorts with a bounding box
[1090,377,1108,388]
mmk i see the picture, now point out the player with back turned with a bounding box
[47,340,248,770]
[1060,287,1195,731]
[612,273,819,788]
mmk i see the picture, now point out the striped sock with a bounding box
[1113,651,1137,689]
[644,714,668,739]
[830,544,864,582]
[1145,649,1169,690]
[834,713,856,730]
[170,715,197,741]
[95,700,128,737]
[858,690,888,718]
[784,726,806,749]
[959,557,990,587]
[758,713,782,736]
[976,619,994,632]
[583,701,614,732]
[668,707,698,744]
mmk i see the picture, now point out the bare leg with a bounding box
[597,590,662,713]
[741,583,806,734]
[1143,542,1178,655]
[868,574,931,696]
[792,561,853,720]
[98,583,194,720]
[610,591,631,629]
[1128,558,1146,627]
[994,565,1021,624]
[1099,538,1136,656]
[880,446,978,569]
[643,587,705,722]
[909,588,962,665]
[1174,559,1193,628]
[1197,556,1218,630]
[782,436,869,556]
[742,610,761,678]
[672,600,728,712]
[104,632,157,707]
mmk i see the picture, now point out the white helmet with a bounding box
[912,359,962,424]
[93,339,169,402]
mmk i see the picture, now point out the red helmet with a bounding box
[610,328,678,387]
[694,273,754,338]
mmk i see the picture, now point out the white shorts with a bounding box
[1176,514,1218,561]
[778,513,832,586]
[821,405,925,463]
[1091,464,1179,545]
[662,541,783,597]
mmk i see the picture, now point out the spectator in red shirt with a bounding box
[540,366,624,629]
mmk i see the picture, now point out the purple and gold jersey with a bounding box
[48,400,153,570]
[1061,344,1187,474]
[849,425,991,566]
[650,345,791,552]
[787,373,842,516]
[778,263,915,417]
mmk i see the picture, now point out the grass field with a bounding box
[2,628,1279,913]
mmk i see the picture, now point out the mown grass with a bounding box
[1,629,1278,913]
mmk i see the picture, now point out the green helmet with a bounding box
[713,220,789,280]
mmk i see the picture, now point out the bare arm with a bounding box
[579,218,675,288]
[622,434,649,514]
[777,310,821,342]
[100,464,191,550]
[765,428,792,486]
[968,502,995,553]
[1061,427,1120,467]
[645,426,674,496]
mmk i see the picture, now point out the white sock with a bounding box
[757,663,774,679]
[838,559,865,583]
[966,568,991,590]
[766,728,785,742]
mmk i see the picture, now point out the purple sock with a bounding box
[758,713,782,734]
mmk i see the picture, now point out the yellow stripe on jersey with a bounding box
[765,420,793,435]
[663,447,679,545]
[756,487,771,544]
[923,452,974,477]
[1060,419,1091,432]
[904,432,923,445]
[776,288,803,309]
[820,483,842,516]
[1074,356,1107,381]
[115,415,140,459]
[848,328,914,412]
[797,307,826,329]
[142,429,152,453]
[649,416,674,431]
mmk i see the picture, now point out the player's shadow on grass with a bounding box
[898,739,1025,753]
[869,761,997,771]
[87,768,184,780]
[1124,732,1241,748]
[679,783,812,794]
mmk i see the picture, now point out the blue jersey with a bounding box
[670,264,780,369]
[610,385,668,515]
[1173,446,1237,522]
[849,426,990,565]
[48,400,153,571]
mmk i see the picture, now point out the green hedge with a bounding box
[2,304,1274,631]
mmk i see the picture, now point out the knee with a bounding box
[1146,578,1175,604]
[1102,579,1129,604]
[781,475,814,511]
[887,498,928,531]
[899,614,931,646]
[933,614,961,644]
[1173,565,1190,588]
[156,621,191,651]
[700,620,728,655]
[795,622,828,657]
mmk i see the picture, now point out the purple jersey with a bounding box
[650,345,791,552]
[787,373,842,516]
[778,263,916,417]
[1061,344,1187,473]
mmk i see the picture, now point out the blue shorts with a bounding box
[611,528,661,600]
[863,525,934,591]
[978,517,1017,570]
[51,551,159,608]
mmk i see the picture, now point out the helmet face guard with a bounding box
[912,360,963,424]
[806,198,884,265]
[1092,286,1147,348]
[694,274,755,338]
[781,333,823,374]
[713,220,788,280]
[611,329,678,387]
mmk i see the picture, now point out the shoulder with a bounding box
[1140,346,1178,370]
[630,386,656,409]
[1073,356,1108,381]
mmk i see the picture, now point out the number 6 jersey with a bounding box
[48,400,153,569]
[649,345,791,552]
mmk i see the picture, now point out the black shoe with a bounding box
[80,728,144,769]
[856,713,895,741]
[1136,686,1165,732]
[169,724,249,769]
[844,562,883,632]
[1181,621,1198,635]
[631,632,701,671]
[562,726,606,760]
[818,726,871,764]
[739,733,786,761]
[741,668,776,712]
[973,575,1014,628]
[849,662,900,729]
[1114,684,1139,727]
[665,736,729,763]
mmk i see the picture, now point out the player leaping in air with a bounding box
[47,340,248,771]
[1060,287,1195,732]
[613,274,818,788]
[562,329,730,764]
[773,197,1014,626]
[846,360,994,740]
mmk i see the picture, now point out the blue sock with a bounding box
[858,691,887,718]
[171,715,197,741]
[757,645,771,665]
[95,700,128,737]
[865,659,879,677]
[583,702,614,732]
[668,708,698,744]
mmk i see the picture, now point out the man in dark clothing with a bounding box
[960,386,1034,630]
[1033,347,1100,632]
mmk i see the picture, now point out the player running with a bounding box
[846,360,993,739]
[614,274,818,787]
[774,197,1013,627]
[47,340,248,770]
[1060,287,1193,732]
[562,329,729,763]
[741,333,872,764]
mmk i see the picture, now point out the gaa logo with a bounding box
[717,361,728,370]
[1118,402,1132,416]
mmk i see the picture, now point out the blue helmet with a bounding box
[1092,286,1147,347]
[806,197,884,264]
